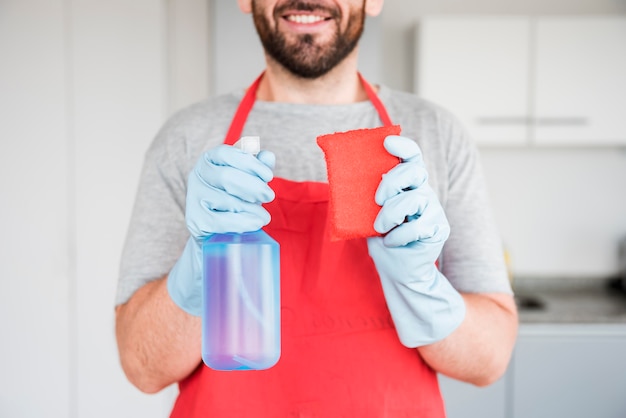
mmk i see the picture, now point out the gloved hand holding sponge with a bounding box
[318,129,466,348]
[167,142,276,316]
[367,135,466,347]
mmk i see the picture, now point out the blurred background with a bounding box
[1,0,625,417]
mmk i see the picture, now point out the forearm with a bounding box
[115,276,202,393]
[418,292,518,387]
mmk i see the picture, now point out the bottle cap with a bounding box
[235,136,260,156]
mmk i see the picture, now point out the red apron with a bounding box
[170,74,446,418]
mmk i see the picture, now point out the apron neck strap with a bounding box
[358,72,393,127]
[224,73,265,146]
[224,71,394,146]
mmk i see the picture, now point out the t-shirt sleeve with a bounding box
[438,111,513,295]
[115,118,191,306]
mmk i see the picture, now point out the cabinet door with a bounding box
[416,17,531,146]
[439,373,509,418]
[534,17,626,145]
[513,328,626,418]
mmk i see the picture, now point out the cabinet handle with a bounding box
[534,117,588,126]
[476,117,531,125]
[476,117,589,126]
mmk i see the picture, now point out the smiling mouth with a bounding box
[285,14,330,24]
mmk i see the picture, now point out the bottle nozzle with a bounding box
[235,136,260,156]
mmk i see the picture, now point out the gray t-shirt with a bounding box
[116,85,512,306]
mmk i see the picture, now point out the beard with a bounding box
[252,0,365,79]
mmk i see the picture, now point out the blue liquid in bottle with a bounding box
[202,230,280,370]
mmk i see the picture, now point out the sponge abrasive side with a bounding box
[317,125,402,241]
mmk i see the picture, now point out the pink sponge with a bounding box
[317,125,402,241]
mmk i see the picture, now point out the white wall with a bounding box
[0,2,71,415]
[481,147,626,278]
[71,2,174,416]
[0,0,209,417]
[380,1,626,279]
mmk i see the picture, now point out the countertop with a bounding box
[513,276,626,325]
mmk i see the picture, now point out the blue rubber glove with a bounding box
[167,145,276,316]
[367,135,466,347]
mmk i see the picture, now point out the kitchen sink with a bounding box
[513,277,626,324]
[515,295,546,311]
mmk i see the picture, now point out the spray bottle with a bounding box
[201,136,280,371]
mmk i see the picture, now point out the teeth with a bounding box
[287,14,325,24]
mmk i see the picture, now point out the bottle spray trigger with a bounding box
[234,136,261,156]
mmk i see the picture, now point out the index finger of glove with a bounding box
[257,149,276,171]
[375,162,429,206]
[192,164,275,204]
[384,135,424,163]
[205,145,274,182]
[195,146,274,203]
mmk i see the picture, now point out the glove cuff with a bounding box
[380,269,466,348]
[167,237,203,316]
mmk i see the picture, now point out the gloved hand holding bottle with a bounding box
[367,135,466,347]
[167,143,276,316]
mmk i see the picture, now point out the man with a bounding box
[115,0,518,416]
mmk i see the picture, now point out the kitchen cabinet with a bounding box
[415,16,626,147]
[416,16,531,146]
[534,17,626,145]
[439,373,509,418]
[512,325,626,418]
[440,324,626,418]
